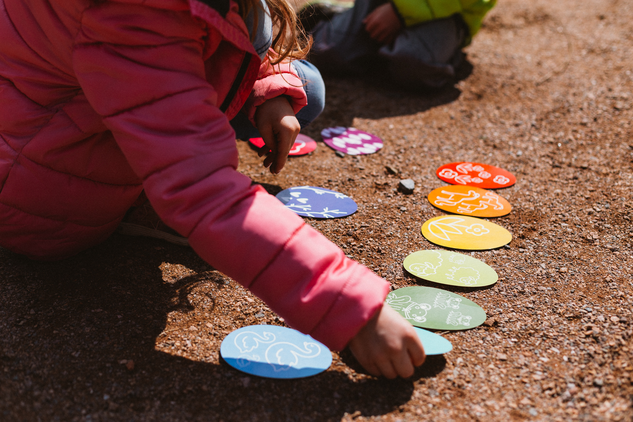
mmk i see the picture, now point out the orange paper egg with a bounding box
[428,185,511,217]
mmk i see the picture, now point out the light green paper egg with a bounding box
[386,286,486,331]
[403,250,498,287]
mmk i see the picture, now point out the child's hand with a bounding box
[362,3,403,45]
[348,304,426,379]
[255,96,301,174]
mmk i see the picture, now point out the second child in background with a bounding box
[300,0,496,90]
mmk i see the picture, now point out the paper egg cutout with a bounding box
[221,325,332,379]
[276,186,357,218]
[321,127,383,155]
[421,215,512,250]
[386,286,486,330]
[249,134,317,156]
[436,162,516,189]
[414,327,453,355]
[428,185,511,218]
[403,250,498,287]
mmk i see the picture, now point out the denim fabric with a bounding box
[243,1,272,60]
[293,60,326,128]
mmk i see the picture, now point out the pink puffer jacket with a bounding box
[0,0,390,350]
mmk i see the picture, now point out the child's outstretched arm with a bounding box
[254,96,301,174]
[73,2,413,374]
[349,304,426,378]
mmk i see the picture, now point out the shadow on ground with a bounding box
[0,235,436,421]
[307,58,473,133]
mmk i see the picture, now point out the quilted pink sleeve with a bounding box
[72,2,389,350]
[243,53,308,123]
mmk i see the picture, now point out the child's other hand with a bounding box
[362,3,402,45]
[349,304,426,379]
[255,96,301,174]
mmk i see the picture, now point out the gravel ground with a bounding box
[1,0,633,421]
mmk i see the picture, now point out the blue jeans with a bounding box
[230,60,326,140]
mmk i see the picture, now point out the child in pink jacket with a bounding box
[0,0,425,378]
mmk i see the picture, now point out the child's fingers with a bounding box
[258,124,278,169]
[358,358,381,378]
[375,358,399,379]
[349,305,429,379]
[401,324,426,368]
[409,338,427,367]
[257,145,271,158]
[253,99,299,174]
[259,123,275,148]
[391,348,417,378]
[366,25,390,44]
[263,150,275,168]
[270,129,293,173]
[269,141,286,174]
[363,3,401,44]
[270,116,300,174]
[357,350,415,379]
[348,346,381,377]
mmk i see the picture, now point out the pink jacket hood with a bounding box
[0,0,390,350]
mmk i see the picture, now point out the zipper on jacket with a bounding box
[220,54,252,114]
[198,0,231,17]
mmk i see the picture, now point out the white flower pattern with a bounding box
[465,223,490,236]
[438,162,514,188]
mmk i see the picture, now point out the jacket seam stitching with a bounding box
[16,154,141,188]
[0,201,121,227]
[307,264,357,339]
[102,87,202,119]
[246,223,305,289]
[0,109,58,192]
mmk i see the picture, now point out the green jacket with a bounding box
[391,0,496,42]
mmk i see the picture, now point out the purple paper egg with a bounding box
[321,127,383,155]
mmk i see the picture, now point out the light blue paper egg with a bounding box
[221,325,332,379]
[414,327,453,355]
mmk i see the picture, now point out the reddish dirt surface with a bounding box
[2,0,633,420]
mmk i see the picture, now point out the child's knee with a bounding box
[294,60,326,127]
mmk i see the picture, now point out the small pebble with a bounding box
[385,165,398,175]
[398,179,415,194]
[335,151,346,158]
[483,317,498,326]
